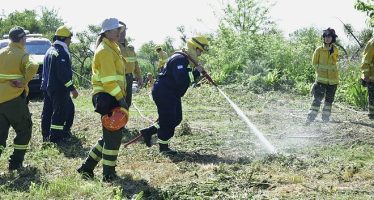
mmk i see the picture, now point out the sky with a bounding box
[0,0,369,48]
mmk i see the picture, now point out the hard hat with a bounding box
[322,27,337,43]
[187,36,209,52]
[101,107,129,131]
[55,25,73,37]
[99,18,125,34]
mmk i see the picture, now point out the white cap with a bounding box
[99,18,124,34]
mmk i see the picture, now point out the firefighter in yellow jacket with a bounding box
[118,21,143,108]
[156,45,168,72]
[360,37,374,119]
[77,18,127,182]
[0,26,39,170]
[306,28,339,124]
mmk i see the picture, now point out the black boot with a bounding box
[159,144,177,155]
[8,151,26,171]
[50,134,63,144]
[8,162,24,171]
[77,157,98,179]
[102,173,120,182]
[77,165,95,179]
[140,126,157,147]
[304,115,315,126]
[322,115,330,122]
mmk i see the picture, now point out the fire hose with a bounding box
[124,50,276,153]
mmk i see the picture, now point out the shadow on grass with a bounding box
[0,166,42,192]
[56,134,90,159]
[112,174,163,200]
[163,150,252,165]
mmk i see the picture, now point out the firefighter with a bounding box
[118,21,143,108]
[140,36,209,154]
[41,26,77,142]
[156,45,168,73]
[0,26,39,170]
[77,18,128,182]
[306,28,339,124]
[360,37,374,119]
[45,26,78,143]
[145,72,155,88]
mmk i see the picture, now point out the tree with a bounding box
[0,8,63,38]
[0,10,40,35]
[163,36,175,55]
[355,0,374,27]
[221,0,274,35]
[137,41,158,76]
[69,25,100,88]
[39,7,64,39]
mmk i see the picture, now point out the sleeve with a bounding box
[97,50,124,100]
[171,59,190,97]
[21,53,39,83]
[361,42,374,78]
[312,48,320,69]
[55,52,75,91]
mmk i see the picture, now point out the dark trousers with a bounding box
[47,89,70,141]
[152,92,182,143]
[41,91,74,138]
[81,93,123,175]
[308,82,337,120]
[125,73,133,108]
[0,96,32,165]
[368,83,374,116]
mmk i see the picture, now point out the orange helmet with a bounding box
[101,107,129,131]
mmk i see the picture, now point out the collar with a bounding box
[53,40,70,57]
[103,38,121,54]
[9,42,25,50]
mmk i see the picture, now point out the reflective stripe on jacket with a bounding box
[361,38,374,82]
[92,38,126,100]
[312,44,339,85]
[44,44,75,92]
[118,44,141,77]
[0,42,39,103]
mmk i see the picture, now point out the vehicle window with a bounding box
[25,41,51,55]
[0,41,9,49]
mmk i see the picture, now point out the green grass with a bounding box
[1,85,374,199]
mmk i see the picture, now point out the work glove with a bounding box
[118,97,129,110]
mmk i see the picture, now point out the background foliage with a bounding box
[0,0,372,108]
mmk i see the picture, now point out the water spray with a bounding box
[201,72,277,154]
[126,51,277,154]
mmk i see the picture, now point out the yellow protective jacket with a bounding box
[0,42,39,103]
[312,44,339,85]
[119,44,141,77]
[158,50,168,69]
[92,38,126,100]
[360,38,374,82]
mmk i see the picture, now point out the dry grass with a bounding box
[0,86,374,199]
